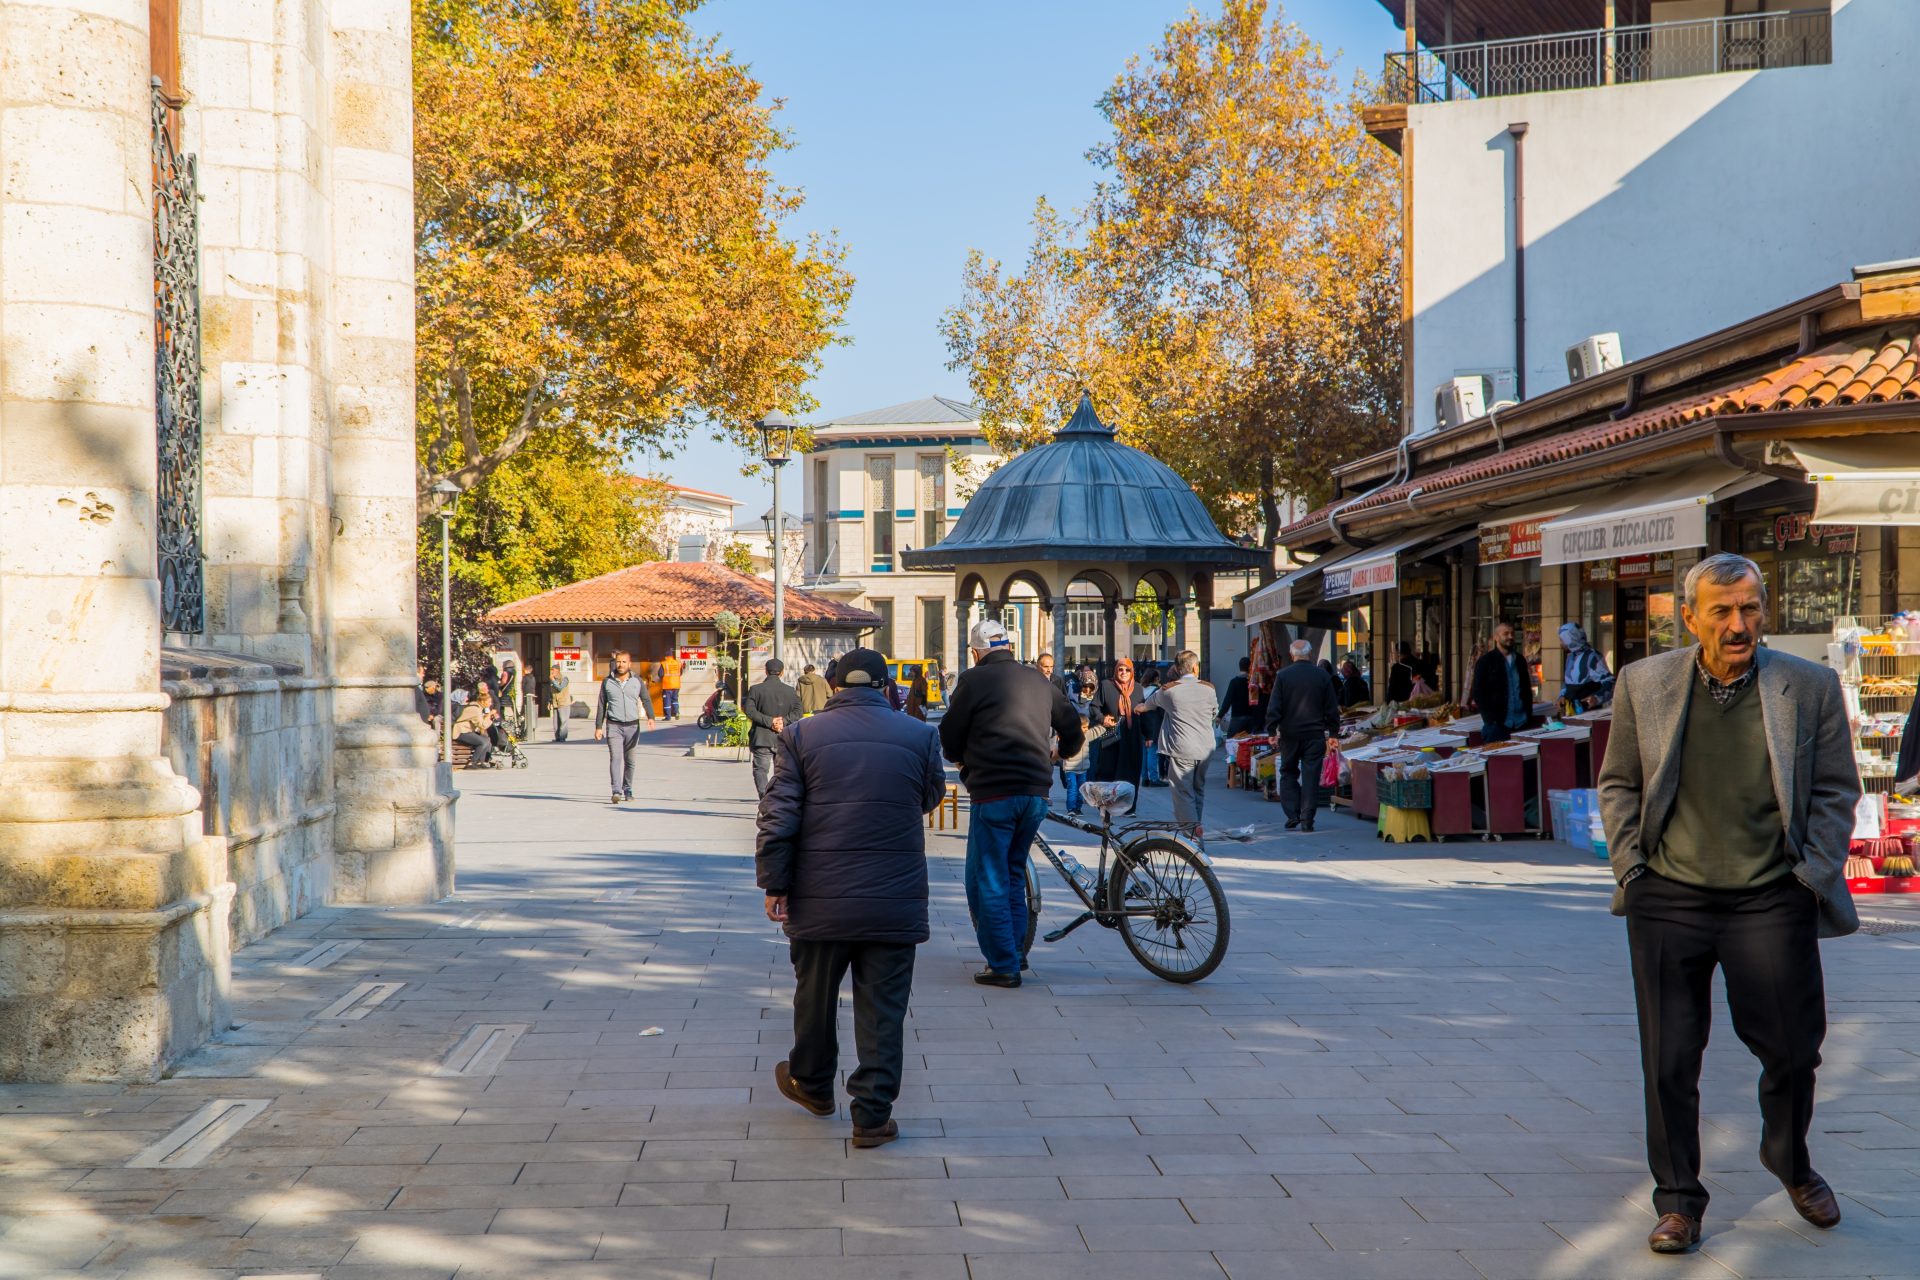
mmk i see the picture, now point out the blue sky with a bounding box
[645,0,1402,516]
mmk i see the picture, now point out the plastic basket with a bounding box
[1377,777,1432,809]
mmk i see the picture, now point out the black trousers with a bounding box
[1277,732,1326,823]
[788,939,916,1129]
[1625,870,1825,1220]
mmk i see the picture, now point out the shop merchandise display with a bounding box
[1832,616,1920,790]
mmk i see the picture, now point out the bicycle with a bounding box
[1019,782,1232,983]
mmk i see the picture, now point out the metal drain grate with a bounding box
[1859,917,1920,936]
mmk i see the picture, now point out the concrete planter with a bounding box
[686,744,749,762]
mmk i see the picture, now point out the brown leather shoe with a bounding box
[851,1118,898,1149]
[1786,1173,1841,1229]
[773,1061,834,1117]
[1647,1212,1700,1253]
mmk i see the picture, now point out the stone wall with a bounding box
[161,651,336,947]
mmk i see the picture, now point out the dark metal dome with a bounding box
[901,393,1262,569]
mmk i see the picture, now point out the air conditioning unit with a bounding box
[1566,333,1624,383]
[1434,376,1486,430]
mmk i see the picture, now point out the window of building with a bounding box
[1471,557,1543,685]
[918,455,947,549]
[920,597,946,663]
[812,457,830,573]
[1736,513,1861,636]
[867,456,895,567]
[869,598,895,656]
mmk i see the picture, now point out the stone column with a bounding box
[954,599,971,673]
[325,0,452,902]
[0,10,232,1079]
[1173,592,1188,658]
[1049,596,1069,672]
[1102,602,1119,666]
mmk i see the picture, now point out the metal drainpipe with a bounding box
[1508,122,1529,401]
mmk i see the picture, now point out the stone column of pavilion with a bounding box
[323,0,453,903]
[0,0,232,1079]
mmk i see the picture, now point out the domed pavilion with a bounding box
[901,393,1262,672]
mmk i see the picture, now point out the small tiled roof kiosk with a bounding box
[901,394,1262,671]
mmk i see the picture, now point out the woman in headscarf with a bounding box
[1337,657,1371,708]
[1091,656,1150,814]
[1558,621,1615,711]
[903,667,931,721]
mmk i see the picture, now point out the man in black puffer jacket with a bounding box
[756,648,946,1149]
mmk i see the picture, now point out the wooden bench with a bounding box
[927,783,962,832]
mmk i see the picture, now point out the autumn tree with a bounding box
[413,0,853,517]
[944,0,1400,555]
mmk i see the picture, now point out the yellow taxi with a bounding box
[886,658,946,708]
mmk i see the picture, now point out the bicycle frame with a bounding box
[1029,809,1203,943]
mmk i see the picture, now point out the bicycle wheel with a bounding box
[1021,856,1042,962]
[1103,837,1229,983]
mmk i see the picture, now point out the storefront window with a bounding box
[1737,513,1860,635]
[1581,554,1676,670]
[1472,559,1542,683]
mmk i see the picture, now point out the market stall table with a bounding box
[1513,725,1595,835]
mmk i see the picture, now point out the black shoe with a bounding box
[974,968,1020,988]
[622,790,633,801]
[1300,822,1315,833]
[1284,818,1301,830]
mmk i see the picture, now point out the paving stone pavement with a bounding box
[8,723,1920,1279]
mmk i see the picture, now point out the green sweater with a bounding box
[1650,673,1787,889]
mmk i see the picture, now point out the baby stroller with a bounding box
[492,701,531,769]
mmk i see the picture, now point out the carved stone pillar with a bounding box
[325,0,453,902]
[0,29,231,1079]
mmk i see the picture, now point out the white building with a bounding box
[658,483,741,562]
[801,397,998,667]
[1366,0,1915,433]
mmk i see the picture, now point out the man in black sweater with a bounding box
[939,619,1084,986]
[1264,639,1343,832]
[742,659,804,798]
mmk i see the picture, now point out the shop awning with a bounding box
[1790,434,1920,524]
[1241,546,1366,624]
[1324,523,1473,600]
[1537,464,1772,567]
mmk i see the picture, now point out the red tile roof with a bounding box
[1286,328,1920,536]
[485,561,882,629]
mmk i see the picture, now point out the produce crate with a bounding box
[1376,777,1432,810]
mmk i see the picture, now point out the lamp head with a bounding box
[755,412,797,464]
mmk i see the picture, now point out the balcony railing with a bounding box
[1382,8,1831,104]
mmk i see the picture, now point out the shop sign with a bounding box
[1540,501,1708,567]
[1324,555,1397,600]
[1582,553,1675,584]
[1769,511,1858,554]
[1478,518,1546,564]
[1813,478,1920,526]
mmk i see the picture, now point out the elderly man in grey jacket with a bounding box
[1598,552,1859,1257]
[1155,650,1219,847]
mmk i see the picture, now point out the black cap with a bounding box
[765,658,785,676]
[835,648,888,689]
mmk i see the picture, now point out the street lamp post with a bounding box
[756,413,796,671]
[433,478,461,763]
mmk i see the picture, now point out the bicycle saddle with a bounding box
[1079,781,1135,818]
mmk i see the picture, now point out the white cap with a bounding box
[969,618,1011,650]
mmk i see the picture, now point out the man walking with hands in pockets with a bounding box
[1598,552,1858,1256]
[757,648,946,1148]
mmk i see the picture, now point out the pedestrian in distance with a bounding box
[593,650,654,804]
[1139,665,1166,786]
[1470,619,1533,742]
[1156,650,1217,848]
[796,662,830,716]
[1386,641,1417,705]
[1558,621,1616,711]
[451,690,495,768]
[1090,656,1150,815]
[546,662,570,742]
[658,650,683,721]
[1217,656,1259,738]
[757,647,947,1149]
[1035,651,1070,697]
[939,618,1083,987]
[1597,552,1859,1256]
[742,658,803,799]
[903,666,931,722]
[1264,639,1341,832]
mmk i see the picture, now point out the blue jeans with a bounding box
[965,795,1046,975]
[1061,770,1086,813]
[1143,741,1161,783]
